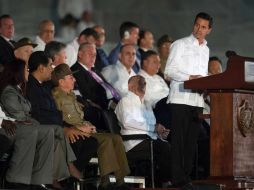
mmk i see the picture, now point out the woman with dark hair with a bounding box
[0,59,82,188]
[0,59,55,188]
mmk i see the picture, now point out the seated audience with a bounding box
[0,103,54,189]
[26,51,98,181]
[14,37,37,64]
[101,44,136,97]
[137,29,154,59]
[0,60,59,189]
[108,21,140,73]
[51,63,130,190]
[71,43,120,110]
[33,20,55,52]
[208,56,223,75]
[156,34,173,76]
[139,50,170,129]
[44,41,67,67]
[0,58,81,188]
[0,14,16,67]
[93,25,110,71]
[66,27,98,67]
[76,10,95,34]
[115,75,171,187]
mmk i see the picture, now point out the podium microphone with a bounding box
[225,50,237,58]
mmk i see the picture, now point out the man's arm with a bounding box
[164,42,190,82]
[115,98,155,133]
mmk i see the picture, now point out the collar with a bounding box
[78,62,90,71]
[0,35,10,42]
[116,60,134,73]
[53,86,74,96]
[127,91,144,103]
[189,34,207,46]
[36,35,46,45]
[28,74,43,85]
[139,69,153,78]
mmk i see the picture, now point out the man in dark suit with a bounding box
[26,51,97,178]
[0,14,15,67]
[93,25,110,72]
[71,42,120,110]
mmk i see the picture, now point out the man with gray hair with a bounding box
[44,41,67,67]
[0,14,15,67]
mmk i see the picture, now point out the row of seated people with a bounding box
[0,49,172,189]
[0,14,173,79]
[0,14,222,189]
[0,58,130,190]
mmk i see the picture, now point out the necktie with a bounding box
[88,70,121,100]
[8,40,15,48]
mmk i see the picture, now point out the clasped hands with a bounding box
[64,123,97,144]
[155,123,170,140]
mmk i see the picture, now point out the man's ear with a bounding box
[58,78,64,87]
[79,35,86,44]
[78,50,83,60]
[207,28,212,35]
[38,64,44,73]
[118,52,122,61]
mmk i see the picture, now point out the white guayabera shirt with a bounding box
[164,34,209,108]
[115,91,157,151]
[139,69,169,108]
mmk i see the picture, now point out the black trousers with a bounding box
[153,97,171,130]
[169,103,203,185]
[0,134,12,158]
[71,137,98,172]
[129,138,171,183]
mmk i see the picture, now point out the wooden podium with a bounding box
[184,55,254,188]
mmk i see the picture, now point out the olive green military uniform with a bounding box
[52,87,130,179]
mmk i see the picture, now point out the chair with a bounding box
[0,134,13,188]
[101,110,155,188]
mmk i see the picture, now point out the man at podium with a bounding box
[164,12,213,190]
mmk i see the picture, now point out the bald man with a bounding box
[115,75,171,187]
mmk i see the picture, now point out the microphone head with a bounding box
[225,50,237,58]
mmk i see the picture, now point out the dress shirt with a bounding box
[1,35,14,47]
[115,91,157,151]
[33,36,46,52]
[66,38,79,67]
[78,63,115,99]
[164,34,209,107]
[108,42,141,73]
[101,61,136,97]
[139,69,169,108]
[0,106,15,128]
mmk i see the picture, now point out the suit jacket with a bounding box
[71,62,117,109]
[94,48,110,72]
[0,85,31,121]
[26,75,63,126]
[0,85,68,184]
[0,36,15,65]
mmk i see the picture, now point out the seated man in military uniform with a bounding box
[51,63,130,190]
